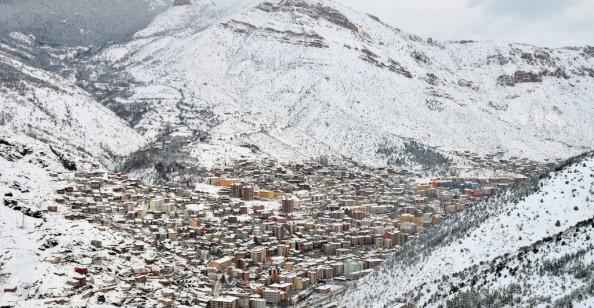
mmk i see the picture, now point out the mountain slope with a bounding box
[0,128,166,307]
[340,152,594,307]
[0,127,71,206]
[93,0,594,166]
[0,53,146,165]
[0,0,172,47]
[432,219,594,308]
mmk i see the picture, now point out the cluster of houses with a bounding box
[49,153,549,307]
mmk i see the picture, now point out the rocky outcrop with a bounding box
[359,49,413,78]
[386,60,413,78]
[498,68,570,86]
[258,0,359,33]
[173,0,191,6]
[514,70,543,83]
[221,20,329,48]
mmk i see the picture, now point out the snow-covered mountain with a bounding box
[0,53,146,166]
[91,0,594,166]
[340,152,594,307]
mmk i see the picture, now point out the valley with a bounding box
[0,0,593,307]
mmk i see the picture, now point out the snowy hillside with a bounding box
[340,152,594,307]
[0,0,172,46]
[0,128,180,307]
[93,0,594,166]
[0,203,147,307]
[0,128,72,208]
[0,54,146,165]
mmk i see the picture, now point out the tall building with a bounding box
[231,183,243,199]
[281,196,300,213]
[242,186,254,201]
[272,223,287,240]
[263,289,282,304]
[249,298,266,308]
[250,247,267,263]
[344,260,364,278]
[149,198,163,211]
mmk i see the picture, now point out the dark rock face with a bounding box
[497,75,516,87]
[358,48,413,78]
[582,46,594,58]
[173,0,191,6]
[258,0,359,33]
[514,71,543,83]
[498,69,571,86]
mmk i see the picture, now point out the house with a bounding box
[210,296,239,308]
[132,265,146,275]
[68,274,87,287]
[158,298,175,307]
[74,266,88,275]
[209,256,233,270]
[268,282,292,297]
[315,286,331,295]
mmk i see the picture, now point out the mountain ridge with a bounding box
[88,0,594,171]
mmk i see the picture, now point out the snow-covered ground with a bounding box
[0,129,78,305]
[0,205,133,307]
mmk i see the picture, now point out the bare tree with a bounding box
[164,121,173,135]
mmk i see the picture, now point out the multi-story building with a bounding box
[263,289,282,304]
[344,260,364,278]
[210,296,239,308]
[250,247,267,263]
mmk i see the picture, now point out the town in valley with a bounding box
[2,152,555,307]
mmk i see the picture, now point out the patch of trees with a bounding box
[120,134,209,188]
[0,62,60,93]
[376,140,452,167]
[0,0,169,47]
[417,217,594,307]
[49,146,77,171]
[103,100,149,127]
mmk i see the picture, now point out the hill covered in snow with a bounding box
[0,53,146,167]
[90,0,594,167]
[340,151,594,307]
[0,129,163,307]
